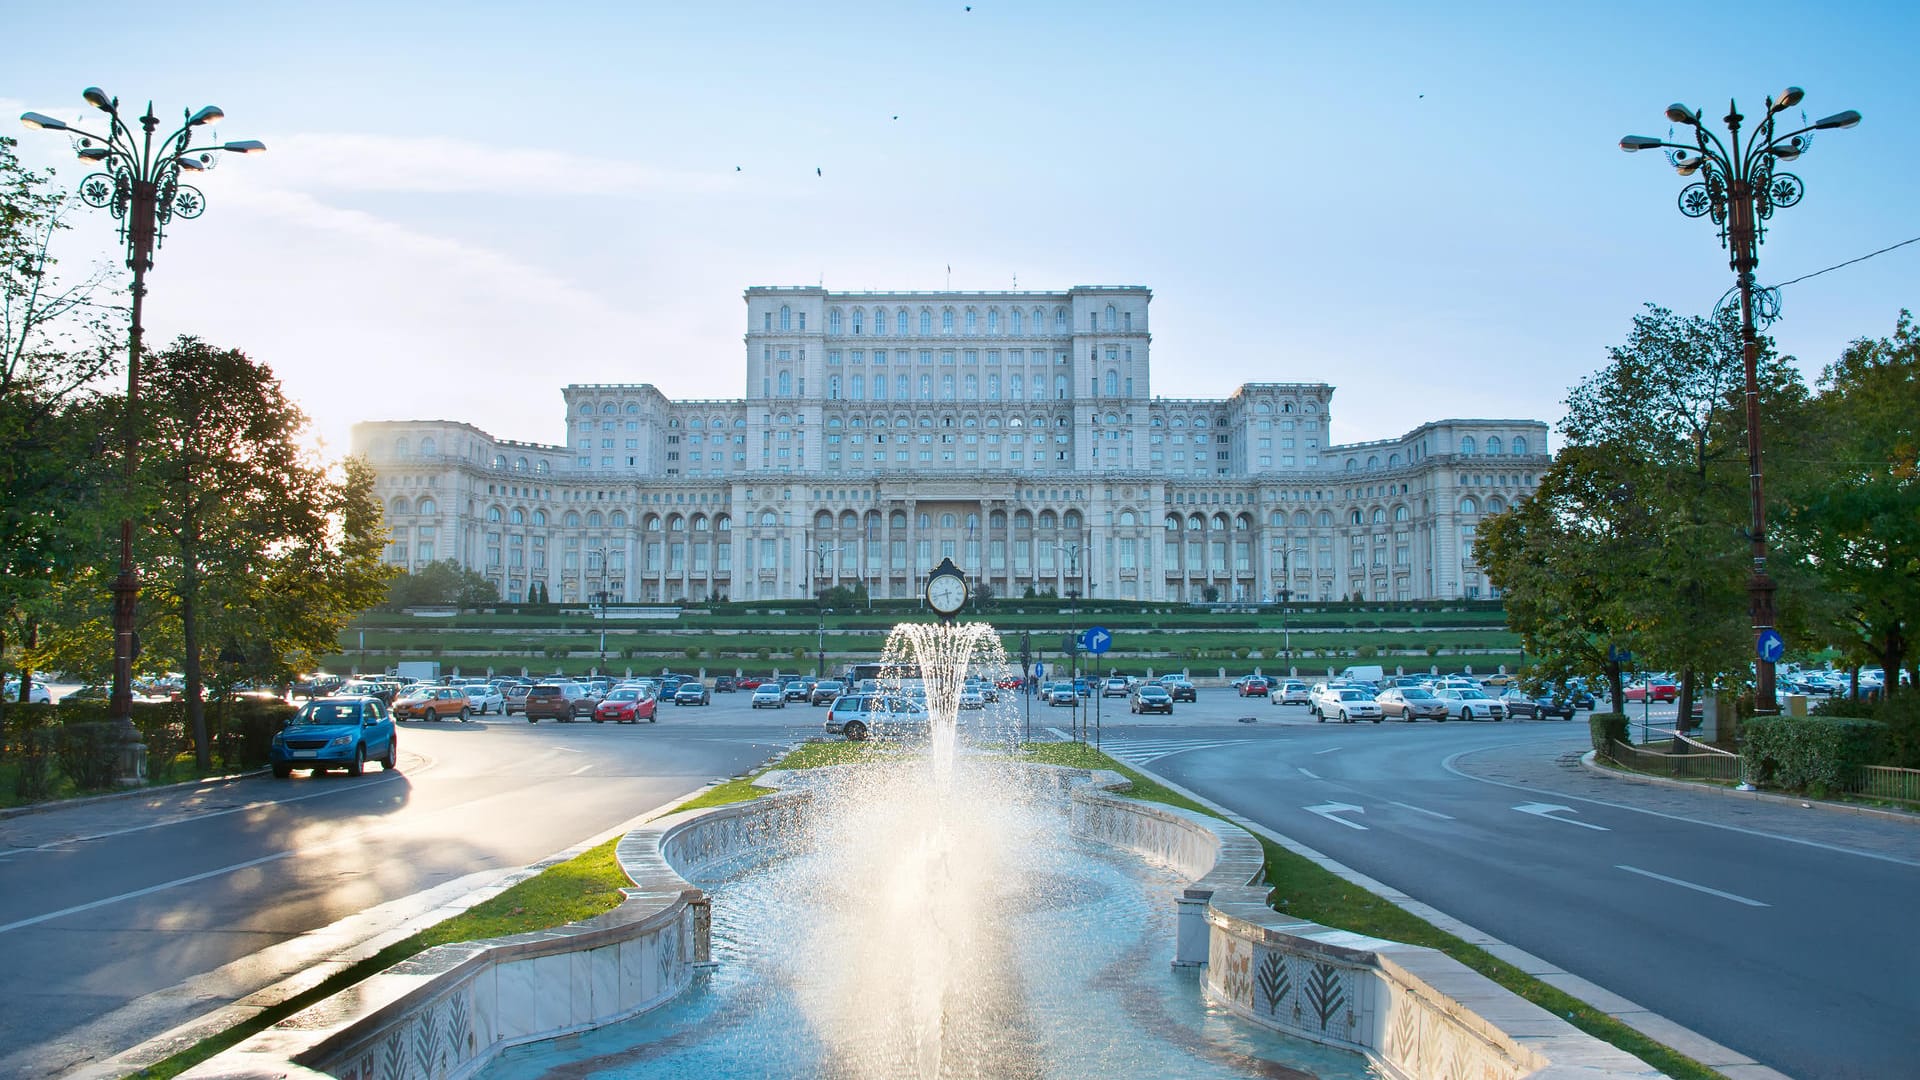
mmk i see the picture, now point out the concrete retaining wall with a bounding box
[181,791,809,1080]
[1069,782,1668,1080]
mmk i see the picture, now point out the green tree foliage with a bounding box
[0,136,121,700]
[62,337,393,769]
[1776,312,1920,683]
[1479,304,1808,716]
[384,559,500,610]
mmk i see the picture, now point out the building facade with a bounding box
[352,286,1548,605]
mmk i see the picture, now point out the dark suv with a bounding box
[810,680,844,706]
[714,676,737,693]
[523,682,592,722]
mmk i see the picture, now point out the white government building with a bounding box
[352,285,1547,605]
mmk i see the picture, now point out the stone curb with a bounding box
[0,768,268,821]
[1115,756,1791,1080]
[66,778,731,1080]
[1577,750,1919,826]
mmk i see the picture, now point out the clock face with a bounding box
[927,574,967,615]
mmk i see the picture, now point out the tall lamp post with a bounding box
[816,607,833,678]
[21,91,263,783]
[1275,540,1293,674]
[1620,87,1859,714]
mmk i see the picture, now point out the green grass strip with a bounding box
[1022,740,1720,1080]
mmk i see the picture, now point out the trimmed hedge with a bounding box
[1739,715,1892,796]
[1589,712,1630,756]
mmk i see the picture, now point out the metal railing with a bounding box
[1607,740,1743,782]
[1849,765,1920,805]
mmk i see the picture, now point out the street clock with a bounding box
[925,558,969,619]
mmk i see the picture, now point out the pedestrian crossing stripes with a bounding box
[1097,738,1253,766]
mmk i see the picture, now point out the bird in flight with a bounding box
[735,165,742,171]
[816,167,823,177]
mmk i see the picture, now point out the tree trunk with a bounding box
[182,564,208,773]
[1673,669,1695,752]
[1606,659,1624,710]
[1880,622,1906,700]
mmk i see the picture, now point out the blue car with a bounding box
[270,696,398,777]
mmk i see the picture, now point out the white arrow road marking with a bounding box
[1304,802,1368,830]
[1390,801,1455,820]
[1617,865,1768,907]
[1513,802,1609,831]
[1297,767,1321,779]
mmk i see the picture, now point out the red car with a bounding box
[736,677,765,690]
[593,688,657,724]
[1621,680,1678,703]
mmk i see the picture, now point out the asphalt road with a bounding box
[1082,695,1919,1080]
[0,695,826,1078]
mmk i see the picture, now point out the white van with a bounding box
[1340,665,1385,685]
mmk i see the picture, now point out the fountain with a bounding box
[184,610,1667,1079]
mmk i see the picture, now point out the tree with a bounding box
[132,337,393,769]
[384,559,499,610]
[1776,312,1920,688]
[1480,304,1809,723]
[0,135,121,701]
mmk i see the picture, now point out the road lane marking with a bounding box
[1101,739,1251,766]
[549,746,584,754]
[1616,865,1768,907]
[0,850,293,934]
[1513,802,1609,831]
[568,764,593,776]
[1390,801,1455,820]
[1297,767,1321,779]
[1304,802,1367,830]
[1443,748,1920,868]
[1313,746,1343,755]
[8,771,412,854]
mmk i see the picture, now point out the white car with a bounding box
[1312,686,1383,723]
[1268,680,1312,706]
[459,682,504,715]
[1432,687,1506,721]
[4,678,51,704]
[957,688,986,710]
[751,684,786,709]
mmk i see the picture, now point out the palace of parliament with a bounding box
[352,285,1548,605]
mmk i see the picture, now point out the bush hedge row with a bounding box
[1738,715,1892,796]
[1589,712,1630,756]
[0,698,294,802]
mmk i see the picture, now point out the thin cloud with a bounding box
[237,132,730,197]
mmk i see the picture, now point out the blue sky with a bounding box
[9,1,1915,457]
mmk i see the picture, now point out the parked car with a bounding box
[751,684,786,708]
[1621,679,1678,703]
[1267,680,1312,706]
[1432,687,1506,721]
[271,696,397,777]
[340,679,397,704]
[1236,675,1273,698]
[459,682,505,716]
[392,685,473,722]
[291,674,343,700]
[825,692,929,741]
[811,680,845,706]
[503,683,532,715]
[1129,684,1174,714]
[1072,677,1094,698]
[1524,688,1578,720]
[957,687,986,710]
[1311,686,1384,723]
[593,687,657,724]
[713,676,737,693]
[783,679,814,702]
[673,681,712,706]
[62,684,111,703]
[1496,689,1540,719]
[3,678,51,704]
[1161,677,1197,703]
[524,682,593,722]
[1102,676,1131,698]
[1375,686,1450,721]
[1046,682,1079,707]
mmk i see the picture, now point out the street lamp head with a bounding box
[1673,154,1706,176]
[19,111,70,131]
[1619,135,1664,152]
[81,87,113,112]
[1812,109,1861,130]
[1767,141,1804,161]
[1772,86,1805,111]
[1664,103,1698,125]
[76,146,110,163]
[177,155,208,171]
[220,139,267,154]
[188,105,224,127]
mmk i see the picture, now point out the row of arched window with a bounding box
[1457,435,1528,456]
[823,305,1074,338]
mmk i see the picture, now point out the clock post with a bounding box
[924,558,969,626]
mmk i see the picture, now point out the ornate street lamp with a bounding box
[21,90,263,783]
[1620,88,1859,714]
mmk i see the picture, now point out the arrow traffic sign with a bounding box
[1081,626,1113,655]
[1303,802,1368,830]
[1756,628,1786,664]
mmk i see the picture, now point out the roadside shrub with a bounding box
[543,643,571,660]
[684,645,702,660]
[1739,716,1892,795]
[56,722,122,791]
[4,704,60,800]
[134,705,194,781]
[1425,644,1441,657]
[1589,712,1630,756]
[1355,645,1378,659]
[1812,693,1918,769]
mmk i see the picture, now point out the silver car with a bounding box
[1432,687,1506,722]
[1317,687,1383,724]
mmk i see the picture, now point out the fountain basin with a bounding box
[182,762,1664,1079]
